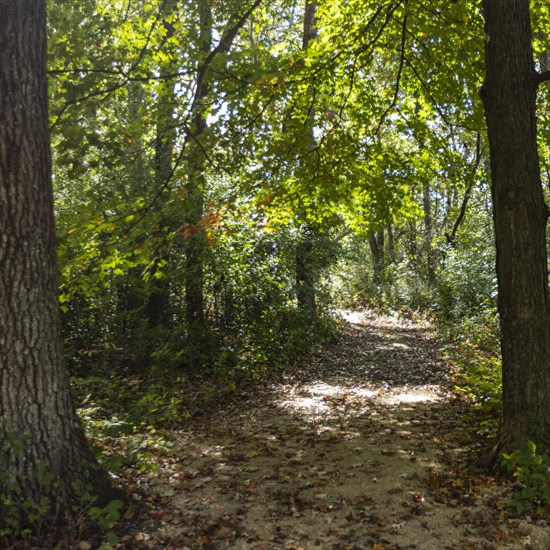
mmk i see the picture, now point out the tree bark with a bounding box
[422,181,437,286]
[296,232,317,313]
[480,0,550,449]
[368,230,385,285]
[0,0,112,525]
[183,0,212,346]
[446,133,482,248]
[295,0,319,317]
[386,225,395,265]
[407,220,419,274]
[539,45,550,73]
[147,0,178,331]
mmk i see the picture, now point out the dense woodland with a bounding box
[1,0,550,546]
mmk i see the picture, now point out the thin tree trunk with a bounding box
[387,225,395,265]
[148,0,178,331]
[183,0,263,345]
[296,0,319,317]
[481,0,550,449]
[407,220,419,274]
[368,230,385,285]
[422,181,437,286]
[296,233,317,313]
[538,45,550,73]
[446,133,482,247]
[0,0,112,523]
[184,0,211,344]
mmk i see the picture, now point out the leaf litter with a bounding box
[116,311,549,549]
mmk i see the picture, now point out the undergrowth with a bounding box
[438,309,502,420]
[503,440,550,516]
[436,309,550,517]
[0,421,126,549]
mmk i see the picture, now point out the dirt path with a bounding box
[122,312,549,549]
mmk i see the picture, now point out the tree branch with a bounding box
[533,70,550,86]
[191,0,263,119]
[376,5,408,133]
[447,133,482,246]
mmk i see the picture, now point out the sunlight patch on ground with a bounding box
[340,310,366,325]
[378,386,444,405]
[279,395,331,415]
[277,382,377,417]
[277,381,444,418]
[390,342,411,350]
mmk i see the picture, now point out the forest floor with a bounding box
[114,311,549,550]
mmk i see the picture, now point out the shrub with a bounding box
[503,440,550,515]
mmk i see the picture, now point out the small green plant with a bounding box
[88,498,124,545]
[439,308,502,418]
[1,440,66,542]
[1,422,126,547]
[78,404,171,472]
[0,423,52,539]
[502,440,550,515]
[453,351,502,411]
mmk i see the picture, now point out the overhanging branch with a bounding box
[534,70,550,86]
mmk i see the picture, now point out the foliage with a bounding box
[77,403,171,473]
[0,424,48,539]
[436,243,497,321]
[0,422,124,546]
[45,0,496,387]
[86,499,124,545]
[503,440,550,515]
[44,0,510,477]
[442,309,501,407]
[4,0,550,545]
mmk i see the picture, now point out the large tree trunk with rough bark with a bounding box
[481,0,550,450]
[0,0,112,526]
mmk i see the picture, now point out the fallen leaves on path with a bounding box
[116,311,549,549]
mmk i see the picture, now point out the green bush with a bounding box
[503,440,550,515]
[436,244,497,321]
[441,308,502,412]
[0,424,42,539]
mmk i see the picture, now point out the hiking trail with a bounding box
[119,311,549,549]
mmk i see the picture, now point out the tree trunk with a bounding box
[446,133,482,248]
[387,225,395,265]
[295,0,319,318]
[183,0,211,346]
[182,0,263,352]
[422,181,437,286]
[147,0,178,331]
[368,230,385,285]
[481,0,550,449]
[407,220,419,274]
[0,0,112,526]
[538,45,550,73]
[296,232,317,313]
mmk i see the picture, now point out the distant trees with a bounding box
[47,0,491,370]
[23,0,550,459]
[0,0,112,526]
[49,0,290,370]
